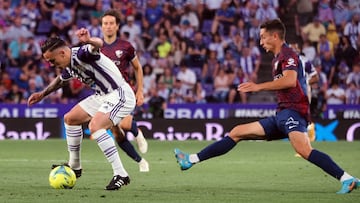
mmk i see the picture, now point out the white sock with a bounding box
[92,129,128,177]
[65,124,83,170]
[189,154,200,163]
[340,172,353,182]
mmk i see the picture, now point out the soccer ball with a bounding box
[49,165,76,189]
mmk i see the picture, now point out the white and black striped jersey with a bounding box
[60,44,127,95]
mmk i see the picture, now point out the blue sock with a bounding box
[307,149,344,180]
[197,136,237,162]
[128,119,139,137]
[117,138,142,163]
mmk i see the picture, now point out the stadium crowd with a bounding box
[0,0,359,110]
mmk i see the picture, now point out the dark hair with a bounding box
[260,19,286,40]
[101,9,121,25]
[40,37,66,53]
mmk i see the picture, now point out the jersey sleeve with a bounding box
[60,68,73,81]
[77,44,101,62]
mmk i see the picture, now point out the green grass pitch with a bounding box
[0,139,359,203]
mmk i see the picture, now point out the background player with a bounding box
[174,19,359,194]
[100,10,149,172]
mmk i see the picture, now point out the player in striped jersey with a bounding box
[27,28,134,190]
[100,9,149,172]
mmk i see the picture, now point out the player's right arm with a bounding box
[27,75,66,106]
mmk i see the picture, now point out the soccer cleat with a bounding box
[174,148,193,170]
[51,163,82,178]
[139,158,149,172]
[105,175,130,190]
[336,178,359,194]
[135,129,148,154]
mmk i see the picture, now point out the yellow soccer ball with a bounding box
[49,165,76,189]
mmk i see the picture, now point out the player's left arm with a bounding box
[238,70,297,92]
[131,56,144,106]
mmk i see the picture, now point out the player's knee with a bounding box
[64,113,78,125]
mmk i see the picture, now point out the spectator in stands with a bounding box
[211,1,235,36]
[335,36,357,69]
[86,15,103,39]
[345,81,360,104]
[0,0,12,25]
[68,24,80,46]
[144,0,163,27]
[77,0,96,20]
[180,4,199,31]
[317,34,334,58]
[168,78,186,104]
[141,18,156,51]
[302,40,316,62]
[228,67,248,104]
[346,63,360,87]
[185,31,207,67]
[0,71,12,91]
[21,37,42,64]
[169,33,186,66]
[343,13,360,50]
[0,83,8,102]
[51,1,74,36]
[39,0,55,19]
[3,16,33,41]
[148,85,166,118]
[120,15,143,51]
[208,32,226,62]
[5,83,23,104]
[317,0,334,28]
[248,18,261,43]
[332,1,351,31]
[230,18,249,42]
[325,79,346,105]
[212,67,231,103]
[321,51,337,85]
[326,23,340,49]
[176,60,197,94]
[201,50,219,84]
[225,32,244,62]
[301,16,326,47]
[184,80,206,104]
[255,0,278,24]
[337,61,350,88]
[142,63,156,103]
[158,66,175,93]
[6,36,27,67]
[239,46,259,82]
[22,0,42,33]
[176,19,194,41]
[156,81,170,102]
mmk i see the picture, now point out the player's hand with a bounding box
[237,82,260,93]
[27,92,44,106]
[75,28,90,43]
[135,91,144,106]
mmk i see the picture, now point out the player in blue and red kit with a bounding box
[175,19,359,194]
[101,10,149,172]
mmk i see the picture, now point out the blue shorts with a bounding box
[259,109,308,141]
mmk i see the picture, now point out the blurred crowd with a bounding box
[0,0,359,110]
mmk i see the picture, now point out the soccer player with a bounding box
[100,9,149,172]
[174,19,359,194]
[28,29,133,190]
